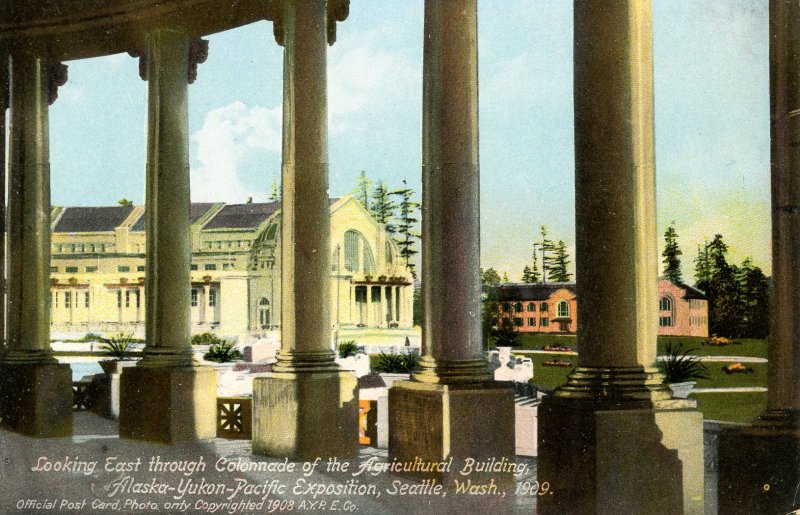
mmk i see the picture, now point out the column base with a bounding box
[0,362,73,437]
[718,410,800,515]
[252,371,359,459]
[388,380,515,484]
[119,365,217,444]
[537,395,704,515]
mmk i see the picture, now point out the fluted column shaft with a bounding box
[141,28,193,366]
[415,0,488,384]
[275,0,334,372]
[767,0,800,417]
[0,54,8,351]
[5,52,55,363]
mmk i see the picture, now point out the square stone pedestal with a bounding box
[718,425,800,514]
[119,366,217,443]
[537,397,704,515]
[252,371,359,459]
[0,362,73,437]
[388,381,515,483]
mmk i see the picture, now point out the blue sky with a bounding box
[49,0,771,279]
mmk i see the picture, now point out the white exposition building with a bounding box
[49,195,414,340]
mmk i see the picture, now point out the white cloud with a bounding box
[190,101,282,203]
[328,30,421,134]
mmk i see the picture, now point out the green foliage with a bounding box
[549,240,572,283]
[493,315,519,347]
[373,352,419,374]
[355,170,372,211]
[191,332,224,345]
[81,332,104,342]
[412,286,422,326]
[99,333,135,360]
[117,198,133,206]
[391,181,420,279]
[481,268,501,286]
[269,175,280,201]
[203,340,243,363]
[370,181,397,234]
[658,343,710,383]
[337,340,360,359]
[693,235,770,338]
[521,265,534,283]
[662,223,683,282]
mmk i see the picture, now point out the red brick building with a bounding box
[497,278,708,337]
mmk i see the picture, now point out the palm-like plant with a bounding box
[99,333,134,360]
[204,340,243,363]
[658,343,710,383]
[374,352,419,374]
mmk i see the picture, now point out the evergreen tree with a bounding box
[117,199,133,206]
[737,258,770,338]
[522,265,534,283]
[529,250,541,283]
[269,176,280,201]
[355,170,372,211]
[538,226,557,283]
[662,223,683,283]
[370,181,397,235]
[694,242,711,293]
[391,181,420,278]
[502,271,510,283]
[550,240,572,282]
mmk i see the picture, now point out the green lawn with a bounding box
[689,391,767,423]
[529,353,574,390]
[657,336,768,359]
[694,362,767,389]
[513,333,578,351]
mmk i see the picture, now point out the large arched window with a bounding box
[557,300,570,318]
[259,298,270,327]
[659,296,672,312]
[344,230,377,274]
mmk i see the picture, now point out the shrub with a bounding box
[99,333,135,360]
[337,340,360,359]
[204,340,243,363]
[81,332,104,342]
[373,352,419,374]
[192,332,223,346]
[658,343,710,383]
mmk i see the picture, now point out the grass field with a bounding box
[694,362,767,389]
[689,391,767,423]
[657,336,768,359]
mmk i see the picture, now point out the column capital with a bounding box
[128,36,208,84]
[267,0,350,47]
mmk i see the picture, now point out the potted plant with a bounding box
[203,339,243,363]
[98,332,136,373]
[373,351,419,388]
[657,343,710,398]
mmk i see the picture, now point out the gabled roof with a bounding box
[53,206,134,233]
[661,278,707,300]
[498,282,576,301]
[130,203,215,231]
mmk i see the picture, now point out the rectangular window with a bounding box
[135,289,141,308]
[514,317,523,327]
[190,264,198,271]
[86,266,98,273]
[53,292,58,308]
[204,264,217,271]
[191,289,198,307]
[125,290,130,308]
[65,266,78,273]
[222,263,231,270]
[118,265,130,272]
[209,289,217,307]
[51,267,58,273]
[541,303,549,312]
[540,317,549,327]
[117,290,122,308]
[659,316,673,327]
[65,292,71,308]
[528,317,535,326]
[85,292,90,308]
[137,265,145,272]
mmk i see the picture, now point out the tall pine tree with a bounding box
[355,170,371,211]
[549,240,572,282]
[370,181,397,235]
[662,223,683,283]
[391,181,420,278]
[522,265,534,283]
[538,226,557,283]
[269,175,280,201]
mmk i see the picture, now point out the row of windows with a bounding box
[52,263,234,274]
[512,316,550,328]
[204,240,251,250]
[689,316,707,326]
[53,243,112,253]
[51,291,90,309]
[117,290,142,309]
[504,301,570,317]
[190,288,217,307]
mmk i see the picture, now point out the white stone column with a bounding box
[253,0,357,460]
[119,28,216,444]
[202,283,211,325]
[717,3,800,513]
[379,286,387,327]
[0,50,72,437]
[388,0,514,480]
[538,2,703,513]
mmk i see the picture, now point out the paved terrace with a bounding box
[0,412,727,514]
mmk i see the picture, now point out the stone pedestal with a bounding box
[538,396,704,515]
[389,381,515,483]
[0,362,72,437]
[252,371,358,459]
[717,419,800,515]
[119,366,217,444]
